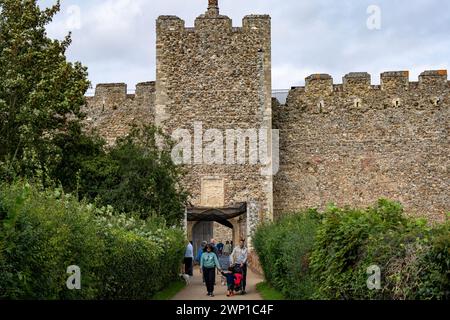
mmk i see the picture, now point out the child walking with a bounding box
[221,267,236,297]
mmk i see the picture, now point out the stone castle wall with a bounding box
[273,70,449,222]
[83,82,156,145]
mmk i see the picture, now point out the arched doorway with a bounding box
[192,221,213,258]
[187,203,247,257]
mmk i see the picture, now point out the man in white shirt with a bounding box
[184,241,194,276]
[230,239,248,294]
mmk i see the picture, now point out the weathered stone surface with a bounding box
[154,5,273,244]
[83,82,155,146]
[213,222,233,244]
[274,71,449,222]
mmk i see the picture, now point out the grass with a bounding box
[151,280,186,300]
[256,282,285,300]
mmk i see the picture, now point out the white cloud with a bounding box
[44,0,450,89]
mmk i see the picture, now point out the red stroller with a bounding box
[232,264,243,293]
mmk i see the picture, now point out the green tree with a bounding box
[0,0,90,180]
[0,1,188,226]
[76,125,189,226]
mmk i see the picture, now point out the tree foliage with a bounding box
[0,0,90,179]
[254,200,450,300]
[69,126,189,226]
[0,1,188,225]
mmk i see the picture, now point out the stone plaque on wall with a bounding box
[201,177,225,207]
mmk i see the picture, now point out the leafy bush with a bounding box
[310,200,449,300]
[51,125,188,227]
[253,210,320,299]
[0,182,103,299]
[95,210,185,299]
[82,125,188,225]
[0,181,185,300]
[254,200,449,300]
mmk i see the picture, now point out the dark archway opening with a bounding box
[188,202,247,259]
[187,202,247,228]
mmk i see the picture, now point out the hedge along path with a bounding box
[172,266,264,300]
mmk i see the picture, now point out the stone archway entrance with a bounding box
[187,203,247,256]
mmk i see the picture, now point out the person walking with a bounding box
[217,241,224,256]
[200,244,222,297]
[223,241,232,256]
[210,239,219,257]
[230,239,248,295]
[197,240,208,284]
[196,240,207,264]
[184,241,194,277]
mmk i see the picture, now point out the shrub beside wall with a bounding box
[95,211,185,299]
[0,181,185,300]
[254,200,450,300]
[253,210,320,299]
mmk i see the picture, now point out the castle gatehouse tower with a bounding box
[155,0,273,256]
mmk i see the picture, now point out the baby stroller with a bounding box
[232,264,243,293]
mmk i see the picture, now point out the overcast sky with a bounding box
[42,0,450,92]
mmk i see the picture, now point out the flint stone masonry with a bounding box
[83,82,155,146]
[213,222,234,244]
[274,70,449,222]
[84,2,449,238]
[154,5,273,240]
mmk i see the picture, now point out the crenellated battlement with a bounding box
[83,81,156,146]
[343,72,371,92]
[156,16,186,33]
[156,13,270,35]
[305,74,333,94]
[290,70,448,94]
[88,82,156,102]
[419,70,448,88]
[94,83,127,100]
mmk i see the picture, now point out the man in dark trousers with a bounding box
[184,241,194,276]
[230,239,248,294]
